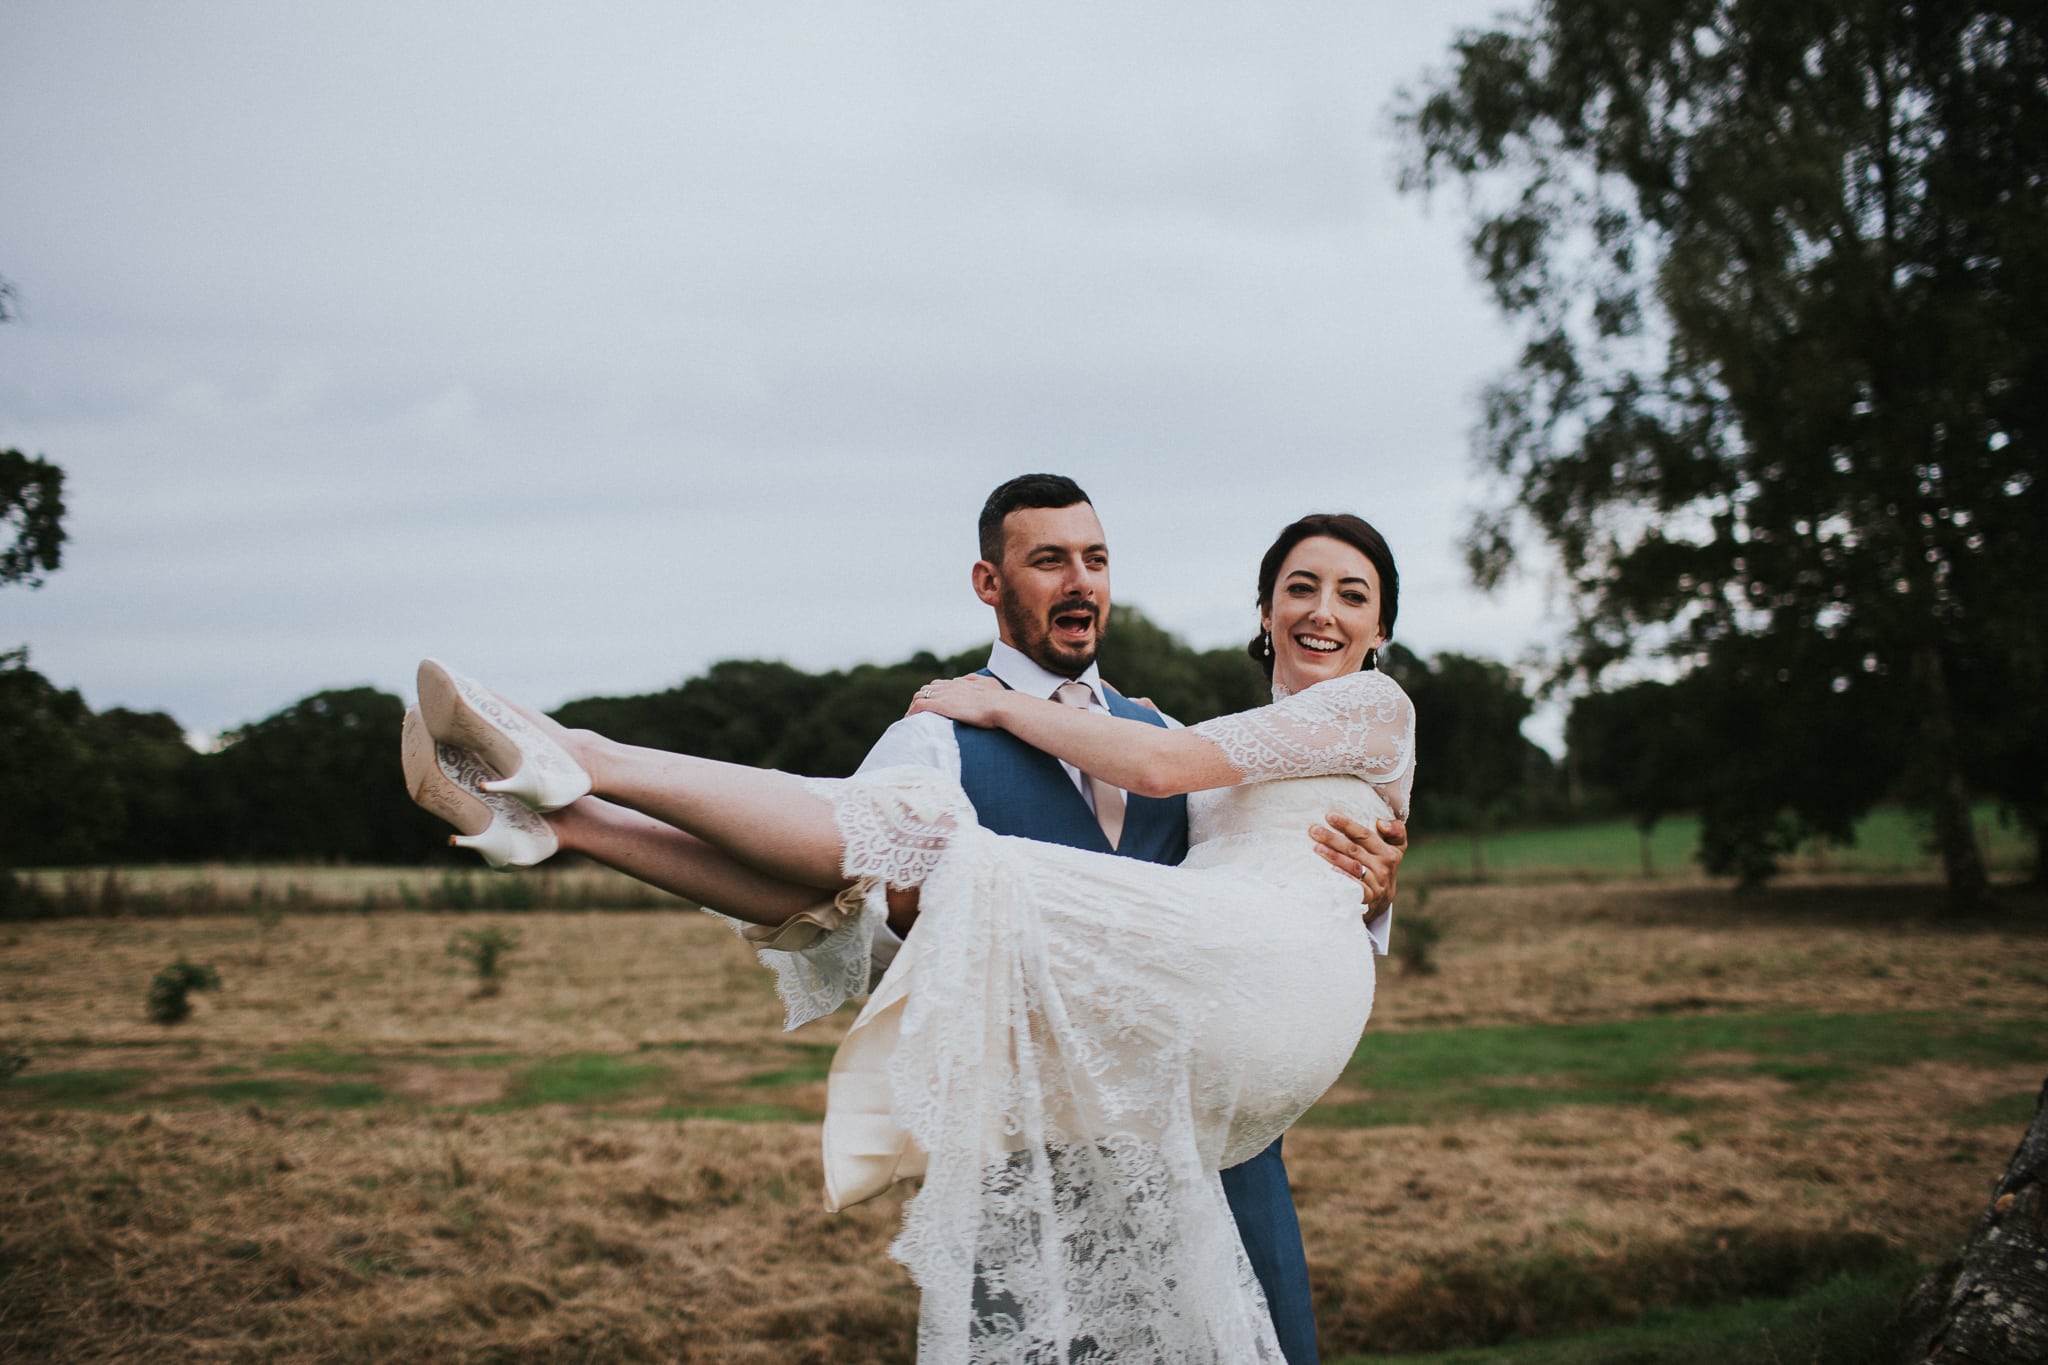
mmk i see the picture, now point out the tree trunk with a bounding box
[1912,640,1992,914]
[1898,1075,2048,1363]
[1638,824,1654,878]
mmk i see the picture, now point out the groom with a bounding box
[856,473,1404,1365]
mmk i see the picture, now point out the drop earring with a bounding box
[1261,630,1273,659]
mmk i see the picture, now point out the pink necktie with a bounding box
[1055,682,1125,850]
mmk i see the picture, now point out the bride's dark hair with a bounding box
[1247,513,1399,679]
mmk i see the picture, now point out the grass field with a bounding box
[1402,802,2035,883]
[3,870,2045,1360]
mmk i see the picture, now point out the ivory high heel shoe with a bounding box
[415,659,592,813]
[401,707,560,868]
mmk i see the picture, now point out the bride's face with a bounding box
[1262,535,1386,694]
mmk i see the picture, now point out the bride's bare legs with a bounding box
[549,796,834,927]
[565,741,850,889]
[483,690,854,893]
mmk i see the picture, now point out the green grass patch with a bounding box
[271,1043,379,1074]
[7,1067,151,1104]
[742,1043,835,1088]
[1955,1088,2043,1131]
[405,1050,522,1069]
[312,1081,385,1108]
[1405,801,2029,883]
[1343,1265,1917,1365]
[183,1078,301,1105]
[499,1053,667,1108]
[1305,1010,2048,1128]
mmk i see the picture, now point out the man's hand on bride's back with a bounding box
[907,674,1010,727]
[1310,813,1407,913]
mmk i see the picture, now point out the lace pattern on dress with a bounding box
[813,764,1288,1362]
[703,879,881,1031]
[813,766,972,890]
[1190,668,1415,818]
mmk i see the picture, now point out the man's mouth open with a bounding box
[1052,607,1097,639]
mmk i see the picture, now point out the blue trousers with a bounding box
[1222,1136,1319,1365]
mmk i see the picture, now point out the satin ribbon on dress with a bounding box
[820,884,927,1211]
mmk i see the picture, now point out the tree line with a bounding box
[0,611,1561,872]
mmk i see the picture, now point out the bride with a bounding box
[402,512,1413,1364]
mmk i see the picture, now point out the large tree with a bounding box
[1399,2,2046,909]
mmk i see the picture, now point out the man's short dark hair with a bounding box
[978,474,1091,563]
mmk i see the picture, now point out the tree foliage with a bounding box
[1399,1,2046,905]
[1384,644,1561,844]
[0,278,66,592]
[0,666,126,866]
[0,450,66,590]
[1566,680,1691,872]
[203,687,448,863]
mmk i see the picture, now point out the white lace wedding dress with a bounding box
[741,668,1414,1365]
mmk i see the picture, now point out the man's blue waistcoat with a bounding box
[954,681,1188,863]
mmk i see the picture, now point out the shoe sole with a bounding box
[416,659,530,786]
[415,658,590,812]
[400,707,493,837]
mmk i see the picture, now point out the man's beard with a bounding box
[1000,588,1103,677]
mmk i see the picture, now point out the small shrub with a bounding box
[432,872,480,912]
[1,1045,28,1082]
[251,890,286,962]
[146,959,222,1024]
[53,868,129,916]
[1396,887,1443,975]
[448,926,521,997]
[1397,913,1443,974]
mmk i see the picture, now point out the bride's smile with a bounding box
[1263,535,1388,695]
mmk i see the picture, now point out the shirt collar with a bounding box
[987,640,1107,707]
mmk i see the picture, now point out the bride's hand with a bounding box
[908,674,1009,727]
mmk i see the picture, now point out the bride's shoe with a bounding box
[401,707,560,868]
[415,659,593,813]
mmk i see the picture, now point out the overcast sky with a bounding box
[0,1,1560,748]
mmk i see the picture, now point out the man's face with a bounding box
[974,502,1112,677]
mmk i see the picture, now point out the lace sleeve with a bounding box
[807,766,973,889]
[1188,669,1415,804]
[703,879,884,1031]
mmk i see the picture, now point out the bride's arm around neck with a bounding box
[934,669,1414,802]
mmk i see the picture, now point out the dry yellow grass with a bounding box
[1385,878,2048,1027]
[2,881,2043,1361]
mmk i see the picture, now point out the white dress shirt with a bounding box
[858,640,1152,809]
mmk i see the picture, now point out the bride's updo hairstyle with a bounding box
[1247,513,1399,680]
